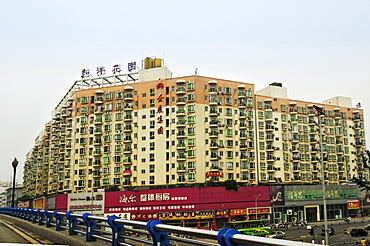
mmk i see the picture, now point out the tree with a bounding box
[351,150,370,192]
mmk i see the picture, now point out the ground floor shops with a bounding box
[272,184,361,224]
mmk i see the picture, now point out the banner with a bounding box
[348,201,360,210]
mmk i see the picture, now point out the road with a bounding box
[0,219,55,245]
[0,219,30,243]
[274,219,370,246]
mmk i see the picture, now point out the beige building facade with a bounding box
[23,61,367,197]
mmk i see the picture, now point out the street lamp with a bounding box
[11,157,19,208]
[255,194,261,220]
[313,105,329,245]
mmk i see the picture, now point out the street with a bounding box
[0,220,30,244]
[274,218,370,245]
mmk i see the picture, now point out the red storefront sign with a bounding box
[247,207,271,215]
[230,208,247,216]
[103,187,270,214]
[216,210,229,218]
[159,210,215,220]
[131,212,159,221]
[206,171,223,177]
[348,201,360,210]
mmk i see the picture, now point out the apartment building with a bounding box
[23,58,367,197]
[255,84,366,185]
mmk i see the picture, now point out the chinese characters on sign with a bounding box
[206,171,223,177]
[97,66,106,77]
[347,201,360,210]
[119,194,137,203]
[81,69,91,78]
[112,64,121,74]
[82,62,137,78]
[128,62,136,72]
[119,192,172,204]
[156,88,164,135]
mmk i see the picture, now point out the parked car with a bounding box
[321,227,335,236]
[266,231,286,239]
[350,229,368,237]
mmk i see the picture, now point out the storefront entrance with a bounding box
[305,206,318,222]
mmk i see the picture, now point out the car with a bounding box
[266,231,286,239]
[350,229,368,237]
[321,227,335,236]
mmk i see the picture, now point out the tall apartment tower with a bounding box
[23,59,367,197]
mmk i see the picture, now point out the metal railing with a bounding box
[0,207,315,246]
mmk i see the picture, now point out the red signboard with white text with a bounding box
[105,186,270,214]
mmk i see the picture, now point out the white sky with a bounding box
[0,0,369,183]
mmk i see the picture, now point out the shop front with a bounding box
[277,185,360,223]
[247,207,271,220]
[159,210,216,230]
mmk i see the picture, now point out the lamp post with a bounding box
[11,157,19,208]
[255,194,261,220]
[313,105,329,245]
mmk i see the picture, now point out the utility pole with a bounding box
[314,105,329,245]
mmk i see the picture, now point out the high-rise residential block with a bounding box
[23,58,367,197]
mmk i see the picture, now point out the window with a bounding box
[227,162,233,168]
[115,112,122,120]
[150,88,155,96]
[150,109,155,118]
[187,82,195,91]
[188,173,196,181]
[150,99,155,107]
[104,114,112,121]
[188,150,195,157]
[149,165,155,173]
[188,161,195,169]
[150,121,155,128]
[81,96,88,103]
[187,93,195,101]
[116,102,123,110]
[149,176,155,184]
[116,91,123,99]
[105,93,112,101]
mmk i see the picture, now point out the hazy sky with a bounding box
[1,1,369,183]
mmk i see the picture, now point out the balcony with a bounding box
[176,88,186,95]
[123,127,133,133]
[177,144,186,150]
[209,121,218,128]
[176,110,186,117]
[124,116,133,122]
[176,99,186,106]
[124,106,133,112]
[209,110,218,117]
[123,148,132,154]
[123,137,132,143]
[124,94,133,101]
[177,121,186,128]
[177,154,186,161]
[177,167,186,173]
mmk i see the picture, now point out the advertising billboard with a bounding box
[105,186,270,214]
[68,192,105,215]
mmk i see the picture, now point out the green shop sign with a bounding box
[285,189,358,201]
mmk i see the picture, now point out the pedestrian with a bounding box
[360,238,367,246]
[321,238,325,245]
